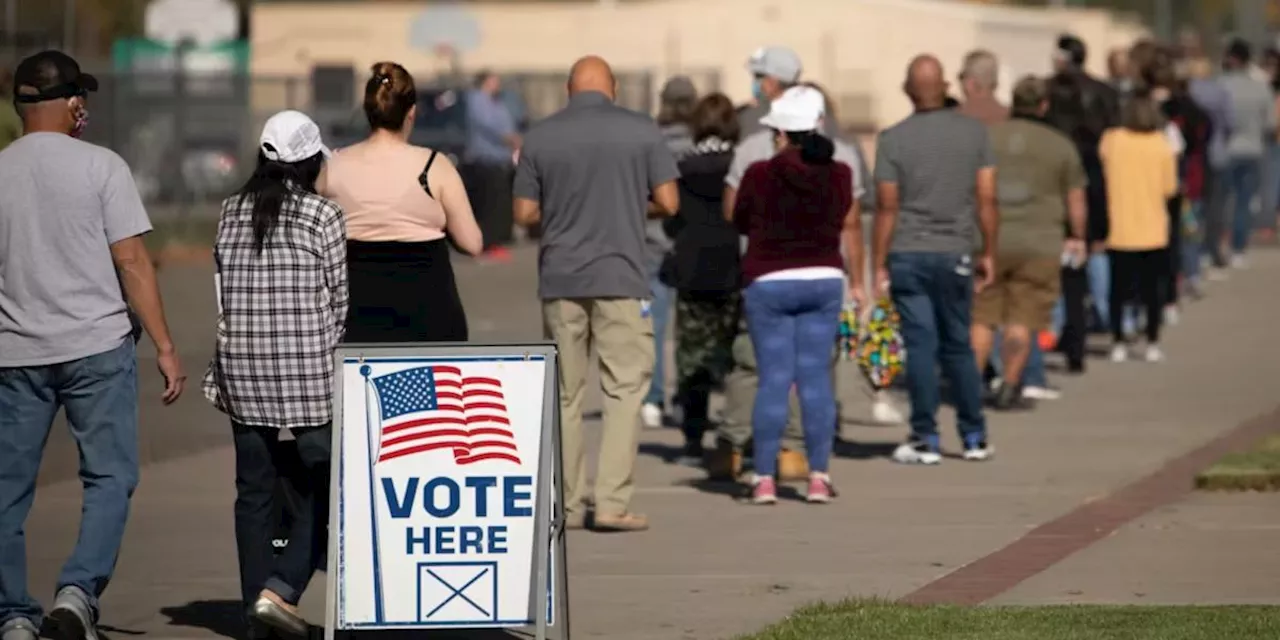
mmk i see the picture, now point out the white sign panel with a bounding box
[145,0,238,46]
[334,354,554,629]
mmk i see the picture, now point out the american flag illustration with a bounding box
[370,365,521,465]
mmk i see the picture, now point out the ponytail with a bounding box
[786,130,835,164]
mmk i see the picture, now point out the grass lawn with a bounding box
[1196,434,1280,491]
[737,600,1280,640]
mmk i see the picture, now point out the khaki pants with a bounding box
[718,331,807,451]
[543,298,653,519]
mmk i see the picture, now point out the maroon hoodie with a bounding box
[733,147,852,286]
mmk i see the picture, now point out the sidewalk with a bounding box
[19,247,1280,640]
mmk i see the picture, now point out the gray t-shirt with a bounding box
[0,133,152,366]
[725,129,867,201]
[874,109,994,255]
[514,91,680,300]
[1220,71,1276,160]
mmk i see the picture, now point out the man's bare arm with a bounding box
[1066,186,1087,241]
[111,237,174,354]
[649,181,679,218]
[976,166,999,257]
[514,197,541,227]
[722,185,737,222]
[872,182,900,271]
[842,200,865,289]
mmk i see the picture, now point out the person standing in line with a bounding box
[462,70,520,262]
[1100,95,1178,363]
[0,70,21,151]
[713,48,900,481]
[662,92,740,465]
[733,86,865,504]
[641,76,697,430]
[0,50,185,640]
[1046,34,1120,367]
[957,50,1008,126]
[957,50,1060,402]
[1108,47,1134,96]
[872,55,996,465]
[514,56,679,532]
[1219,39,1275,269]
[202,111,346,639]
[323,62,483,343]
[1184,56,1235,278]
[972,77,1087,410]
[1153,64,1212,307]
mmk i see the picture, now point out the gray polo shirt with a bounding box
[0,133,152,366]
[514,91,680,300]
[874,109,994,255]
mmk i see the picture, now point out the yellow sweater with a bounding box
[1099,128,1178,251]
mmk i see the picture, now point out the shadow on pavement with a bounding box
[158,600,242,639]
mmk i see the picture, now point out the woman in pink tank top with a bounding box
[322,62,483,342]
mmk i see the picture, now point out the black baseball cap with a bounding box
[12,50,98,104]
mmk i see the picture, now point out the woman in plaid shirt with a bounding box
[202,110,348,639]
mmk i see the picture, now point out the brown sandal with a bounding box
[591,512,649,532]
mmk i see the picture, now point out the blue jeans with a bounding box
[1229,157,1262,254]
[644,274,672,407]
[989,335,1048,388]
[0,339,138,626]
[742,278,843,476]
[888,252,986,447]
[1086,252,1137,334]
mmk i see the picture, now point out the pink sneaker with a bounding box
[750,476,777,505]
[806,474,835,504]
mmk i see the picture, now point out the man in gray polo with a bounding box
[514,55,679,532]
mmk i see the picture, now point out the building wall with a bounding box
[250,0,1146,128]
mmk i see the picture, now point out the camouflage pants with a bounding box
[675,292,739,443]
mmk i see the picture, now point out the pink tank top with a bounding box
[324,143,447,242]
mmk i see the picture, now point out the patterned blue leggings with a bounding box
[742,278,843,477]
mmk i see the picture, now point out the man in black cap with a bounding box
[0,50,185,640]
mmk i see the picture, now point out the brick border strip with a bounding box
[900,406,1280,605]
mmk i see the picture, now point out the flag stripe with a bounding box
[372,365,521,466]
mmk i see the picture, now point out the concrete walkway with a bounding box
[20,246,1280,640]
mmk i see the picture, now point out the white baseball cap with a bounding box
[259,110,331,163]
[759,86,826,132]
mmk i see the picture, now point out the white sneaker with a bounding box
[1144,345,1164,363]
[1022,385,1061,401]
[1109,344,1129,363]
[1207,268,1229,282]
[870,396,905,425]
[640,403,663,429]
[892,440,942,465]
[1230,254,1248,270]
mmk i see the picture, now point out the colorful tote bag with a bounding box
[838,296,906,390]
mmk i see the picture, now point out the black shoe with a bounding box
[992,382,1035,411]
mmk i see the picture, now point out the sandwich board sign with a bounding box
[327,343,570,640]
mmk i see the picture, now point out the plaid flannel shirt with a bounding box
[202,189,349,429]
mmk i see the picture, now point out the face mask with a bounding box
[69,99,88,139]
[752,78,766,102]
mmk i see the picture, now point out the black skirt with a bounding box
[343,239,468,343]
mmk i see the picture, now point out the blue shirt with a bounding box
[464,89,517,164]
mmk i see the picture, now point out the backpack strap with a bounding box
[418,149,440,198]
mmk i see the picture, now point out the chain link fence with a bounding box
[80,66,720,216]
